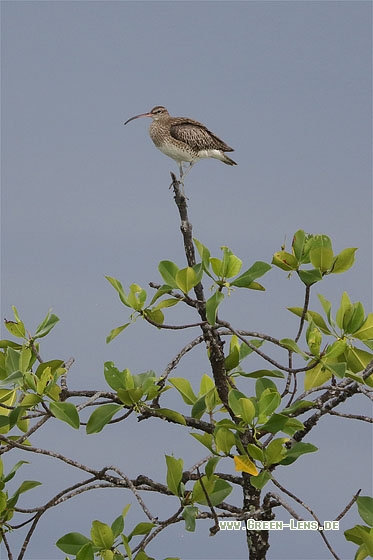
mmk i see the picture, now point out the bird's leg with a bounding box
[181,162,195,180]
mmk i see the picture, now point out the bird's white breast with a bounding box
[157,142,196,163]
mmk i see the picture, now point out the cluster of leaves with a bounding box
[272,229,358,285]
[0,458,41,530]
[86,364,186,434]
[105,239,271,341]
[170,371,316,491]
[0,309,71,431]
[57,505,177,560]
[0,230,372,560]
[344,496,373,560]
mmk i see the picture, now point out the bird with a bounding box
[123,106,237,182]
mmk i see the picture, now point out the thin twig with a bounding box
[196,466,220,535]
[294,285,311,343]
[335,489,361,521]
[106,465,156,522]
[271,477,341,560]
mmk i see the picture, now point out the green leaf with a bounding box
[325,339,347,360]
[117,387,143,405]
[106,323,130,343]
[239,398,256,424]
[214,427,236,454]
[298,268,323,286]
[182,505,198,532]
[206,291,224,325]
[354,314,373,341]
[205,456,221,479]
[288,307,331,335]
[231,261,271,288]
[281,400,315,415]
[134,552,155,560]
[240,369,284,379]
[91,520,114,549]
[210,257,223,276]
[357,496,373,527]
[169,378,197,405]
[318,294,333,324]
[4,347,21,374]
[346,346,373,374]
[193,238,211,274]
[245,281,266,291]
[192,475,232,506]
[344,524,372,546]
[165,455,183,496]
[264,438,288,466]
[156,408,186,425]
[306,323,322,356]
[336,292,352,330]
[304,363,332,390]
[149,284,173,306]
[0,339,22,350]
[49,402,80,429]
[86,404,123,434]
[129,522,155,539]
[224,346,240,372]
[239,339,264,360]
[175,267,197,294]
[3,460,28,483]
[190,432,214,452]
[144,308,164,325]
[56,533,92,555]
[14,479,42,496]
[105,276,130,307]
[104,363,127,391]
[4,319,26,339]
[291,230,306,262]
[158,261,179,288]
[255,378,277,398]
[309,247,334,273]
[324,361,346,378]
[76,543,94,560]
[258,389,281,420]
[111,515,124,539]
[280,442,318,465]
[224,254,243,279]
[228,389,248,416]
[34,311,59,339]
[331,247,357,274]
[260,414,304,436]
[152,298,180,311]
[199,374,215,395]
[247,443,264,462]
[127,284,147,311]
[191,396,207,419]
[279,338,308,357]
[272,251,298,271]
[250,470,271,490]
[344,302,366,334]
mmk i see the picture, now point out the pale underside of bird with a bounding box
[124,106,237,182]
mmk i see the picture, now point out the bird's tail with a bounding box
[220,153,237,166]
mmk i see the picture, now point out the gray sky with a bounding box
[1,1,372,559]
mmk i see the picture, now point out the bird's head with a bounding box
[124,106,169,125]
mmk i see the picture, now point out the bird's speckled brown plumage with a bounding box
[124,106,237,180]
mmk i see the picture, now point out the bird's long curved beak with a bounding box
[123,112,152,125]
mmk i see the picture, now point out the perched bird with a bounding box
[124,106,237,181]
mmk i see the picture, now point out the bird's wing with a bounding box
[170,120,234,152]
